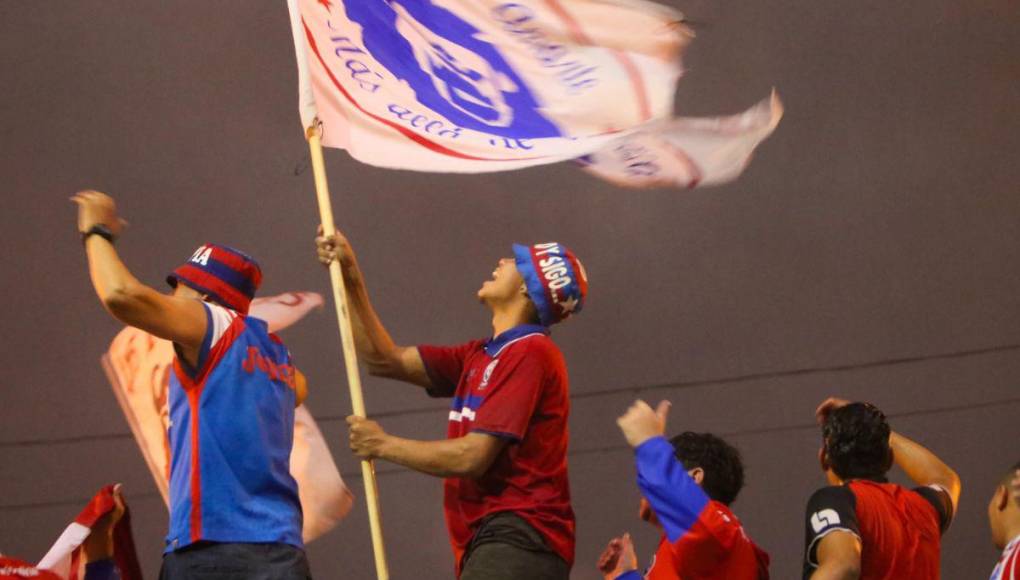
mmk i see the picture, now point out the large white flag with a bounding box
[288,0,782,186]
[101,292,353,543]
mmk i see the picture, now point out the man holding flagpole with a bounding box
[316,228,587,579]
[73,191,312,579]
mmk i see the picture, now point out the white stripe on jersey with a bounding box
[991,535,1020,580]
[206,303,238,348]
[448,407,477,422]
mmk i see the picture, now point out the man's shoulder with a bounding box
[702,501,758,544]
[849,479,919,504]
[808,484,857,505]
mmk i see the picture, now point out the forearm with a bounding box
[341,267,403,371]
[810,562,860,580]
[890,431,960,500]
[85,237,146,311]
[377,435,487,478]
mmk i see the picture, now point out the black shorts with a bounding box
[460,512,570,580]
[159,541,312,580]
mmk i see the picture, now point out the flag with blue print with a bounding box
[287,0,781,185]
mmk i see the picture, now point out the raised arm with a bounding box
[316,228,431,389]
[74,191,206,357]
[616,400,714,544]
[889,431,961,513]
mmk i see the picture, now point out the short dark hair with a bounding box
[670,432,745,505]
[1000,461,1020,487]
[822,402,892,481]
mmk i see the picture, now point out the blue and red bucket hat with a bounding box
[166,244,262,314]
[513,242,588,326]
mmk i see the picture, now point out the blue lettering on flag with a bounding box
[343,1,563,138]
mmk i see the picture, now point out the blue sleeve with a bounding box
[614,571,643,580]
[84,559,120,580]
[634,436,711,543]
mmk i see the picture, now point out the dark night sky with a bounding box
[1,1,1018,578]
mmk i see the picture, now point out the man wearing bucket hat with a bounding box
[74,191,311,579]
[316,229,588,580]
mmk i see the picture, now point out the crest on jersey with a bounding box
[479,359,499,389]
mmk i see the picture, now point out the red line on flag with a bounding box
[302,20,542,163]
[542,0,653,123]
[666,144,703,188]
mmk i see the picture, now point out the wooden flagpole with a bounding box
[305,123,390,580]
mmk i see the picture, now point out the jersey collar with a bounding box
[484,324,549,357]
[1005,533,1020,556]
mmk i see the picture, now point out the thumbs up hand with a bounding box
[617,399,671,448]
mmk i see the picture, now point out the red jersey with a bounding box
[638,526,769,580]
[803,480,952,579]
[418,324,574,576]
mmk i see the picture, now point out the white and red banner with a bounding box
[288,0,781,186]
[36,485,142,580]
[101,292,353,543]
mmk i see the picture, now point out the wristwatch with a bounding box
[81,224,116,246]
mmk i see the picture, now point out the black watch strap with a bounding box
[81,224,116,246]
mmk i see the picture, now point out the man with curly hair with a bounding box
[803,398,961,579]
[598,400,770,579]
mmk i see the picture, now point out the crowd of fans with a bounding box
[3,193,1009,579]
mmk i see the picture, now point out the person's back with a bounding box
[166,304,302,550]
[803,398,958,580]
[846,480,942,579]
[73,192,312,580]
[643,498,768,580]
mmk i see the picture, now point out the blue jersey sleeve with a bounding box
[634,436,711,543]
[614,571,643,580]
[84,559,120,580]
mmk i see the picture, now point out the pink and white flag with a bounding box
[101,291,353,543]
[36,485,142,580]
[577,92,783,188]
[287,0,781,186]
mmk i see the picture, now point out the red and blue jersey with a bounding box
[617,437,769,580]
[991,534,1020,580]
[802,480,952,579]
[165,303,303,552]
[418,324,574,577]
